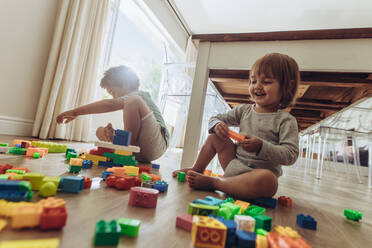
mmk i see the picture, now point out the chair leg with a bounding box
[351,137,362,184]
[368,145,371,188]
[316,135,322,178]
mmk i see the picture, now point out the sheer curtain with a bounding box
[32,0,110,141]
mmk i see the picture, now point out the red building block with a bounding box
[106,175,140,190]
[129,187,159,208]
[83,177,92,189]
[278,196,292,207]
[39,206,67,230]
[0,164,13,174]
[176,214,194,232]
[137,165,151,173]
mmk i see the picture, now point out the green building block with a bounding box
[223,197,235,204]
[254,215,272,232]
[94,220,121,246]
[244,205,266,217]
[0,143,8,147]
[188,203,219,216]
[66,148,76,156]
[177,172,186,182]
[31,141,67,153]
[67,152,78,161]
[256,228,269,236]
[8,147,27,155]
[104,152,138,165]
[218,202,241,220]
[69,165,82,173]
[344,209,362,221]
[12,174,24,180]
[33,152,40,158]
[5,169,25,174]
[141,173,152,181]
[118,218,140,237]
[0,175,9,180]
[23,172,45,190]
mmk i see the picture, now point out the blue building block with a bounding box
[297,214,317,230]
[236,230,256,248]
[59,176,84,193]
[82,160,93,169]
[15,144,21,148]
[102,171,114,181]
[98,161,122,168]
[250,197,277,209]
[113,129,132,146]
[193,195,224,206]
[0,190,30,202]
[152,180,168,193]
[217,218,237,247]
[151,163,160,169]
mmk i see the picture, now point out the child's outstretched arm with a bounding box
[56,98,123,124]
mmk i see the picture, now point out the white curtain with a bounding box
[32,0,110,141]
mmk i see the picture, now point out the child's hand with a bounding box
[103,123,115,142]
[214,122,229,140]
[238,136,263,154]
[56,110,77,124]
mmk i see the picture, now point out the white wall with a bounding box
[0,0,58,135]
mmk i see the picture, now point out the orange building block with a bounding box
[227,130,245,142]
[192,216,227,248]
[11,204,42,229]
[234,200,251,214]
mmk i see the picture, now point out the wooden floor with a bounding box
[0,135,371,248]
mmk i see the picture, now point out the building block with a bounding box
[176,214,194,232]
[278,196,292,207]
[236,230,256,248]
[107,167,127,175]
[193,196,224,206]
[0,219,7,231]
[250,197,277,209]
[177,171,186,182]
[85,154,107,163]
[59,176,84,193]
[234,200,251,213]
[0,238,60,248]
[254,215,272,232]
[94,147,115,156]
[274,225,301,239]
[118,218,140,237]
[22,172,45,190]
[104,153,137,166]
[98,161,122,168]
[129,187,159,208]
[66,152,78,161]
[39,197,66,208]
[0,143,8,147]
[83,177,92,189]
[218,202,241,220]
[141,173,152,182]
[151,163,160,169]
[256,228,268,236]
[266,232,311,248]
[244,205,266,217]
[0,164,13,174]
[30,141,67,153]
[0,191,31,202]
[344,209,362,221]
[296,214,317,230]
[94,220,121,246]
[228,129,245,142]
[39,206,67,230]
[39,182,58,197]
[65,148,75,156]
[11,204,42,229]
[102,171,114,181]
[152,180,168,193]
[69,158,83,166]
[8,147,27,155]
[188,203,219,216]
[0,175,8,180]
[216,218,237,247]
[124,166,139,176]
[32,152,40,159]
[94,141,140,153]
[113,129,132,146]
[142,180,156,188]
[68,165,82,173]
[106,175,139,190]
[5,169,25,175]
[114,149,132,156]
[235,215,255,232]
[137,165,151,173]
[256,234,268,248]
[82,160,93,169]
[192,216,227,248]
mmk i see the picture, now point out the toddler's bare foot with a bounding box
[187,171,218,191]
[172,167,193,178]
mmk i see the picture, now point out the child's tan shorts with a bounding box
[134,112,167,162]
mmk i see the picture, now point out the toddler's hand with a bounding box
[103,123,115,142]
[214,122,229,140]
[238,136,263,154]
[56,110,77,124]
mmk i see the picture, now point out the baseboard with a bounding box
[0,115,34,136]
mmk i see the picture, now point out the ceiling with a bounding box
[170,0,372,34]
[210,69,372,131]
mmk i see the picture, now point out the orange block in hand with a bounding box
[227,130,245,142]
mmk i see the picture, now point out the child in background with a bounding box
[173,53,300,200]
[56,65,169,162]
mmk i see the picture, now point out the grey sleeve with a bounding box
[256,116,299,165]
[208,105,247,133]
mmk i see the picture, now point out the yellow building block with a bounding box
[0,238,60,248]
[107,167,126,176]
[11,204,42,229]
[124,166,139,176]
[39,197,66,208]
[192,216,227,248]
[85,154,107,162]
[69,158,83,166]
[114,149,132,156]
[274,225,301,239]
[256,234,268,248]
[234,200,250,213]
[0,219,7,232]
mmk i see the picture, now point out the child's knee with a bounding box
[260,170,278,196]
